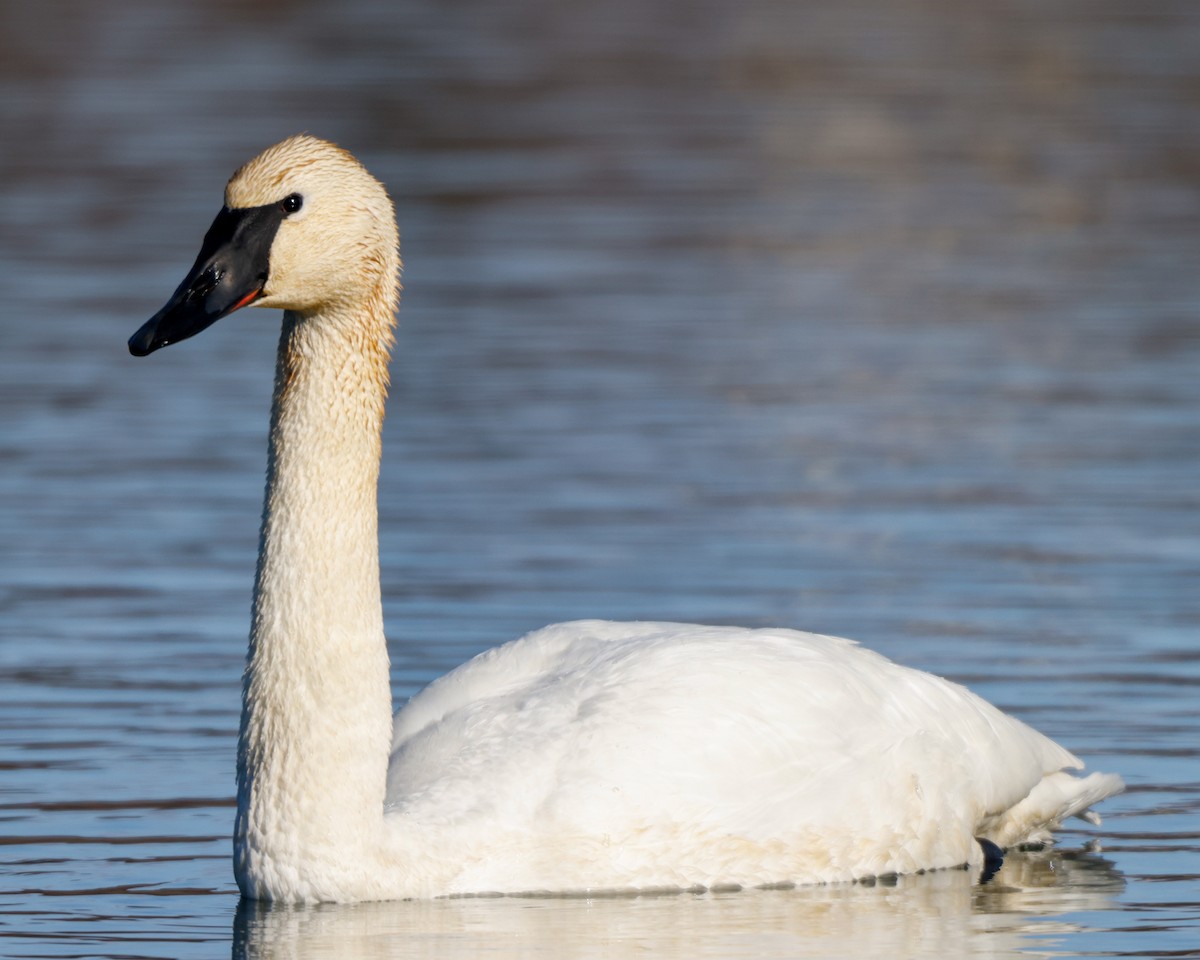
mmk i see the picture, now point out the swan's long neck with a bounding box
[235,302,396,900]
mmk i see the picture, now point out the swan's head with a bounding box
[129,135,399,356]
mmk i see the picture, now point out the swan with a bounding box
[128,135,1123,903]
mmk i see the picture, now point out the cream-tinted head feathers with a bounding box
[228,135,400,319]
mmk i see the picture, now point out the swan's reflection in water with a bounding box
[233,847,1123,960]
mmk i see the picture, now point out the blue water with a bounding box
[1,0,1197,956]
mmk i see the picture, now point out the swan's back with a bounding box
[386,620,1104,892]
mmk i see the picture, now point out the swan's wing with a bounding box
[387,619,1080,851]
[389,619,610,752]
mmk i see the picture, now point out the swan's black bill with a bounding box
[129,202,288,356]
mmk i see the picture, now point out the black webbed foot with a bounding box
[976,837,1005,883]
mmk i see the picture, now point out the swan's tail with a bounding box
[985,771,1125,849]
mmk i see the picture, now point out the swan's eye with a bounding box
[280,193,303,214]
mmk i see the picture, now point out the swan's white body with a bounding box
[137,136,1122,903]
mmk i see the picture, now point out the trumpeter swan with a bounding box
[128,135,1122,903]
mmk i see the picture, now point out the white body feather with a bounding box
[160,136,1121,903]
[384,620,1120,896]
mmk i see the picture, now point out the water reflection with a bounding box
[232,850,1123,960]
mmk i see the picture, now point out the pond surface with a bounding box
[1,0,1197,957]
